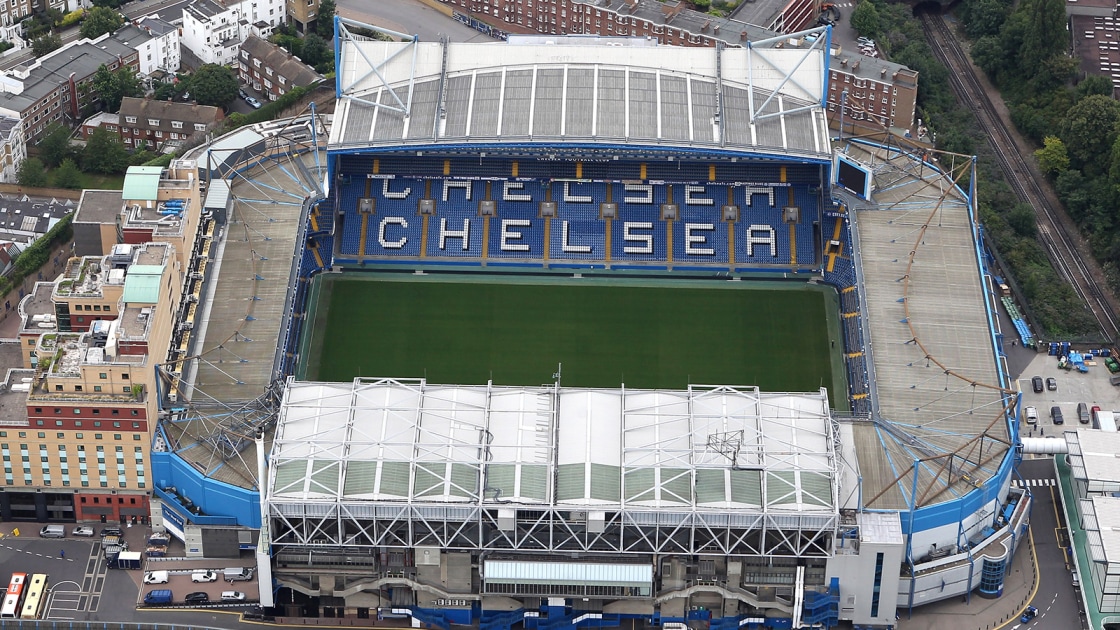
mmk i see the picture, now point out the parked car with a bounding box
[244,96,261,109]
[1031,376,1043,393]
[1078,402,1090,424]
[1051,406,1064,425]
[184,591,210,603]
[221,591,246,602]
[144,571,169,585]
[238,88,248,99]
[72,526,95,537]
[39,524,65,538]
[100,526,123,537]
[1046,377,1058,391]
[192,570,218,583]
[223,567,254,582]
[144,590,173,605]
[1024,406,1038,425]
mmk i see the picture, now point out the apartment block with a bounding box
[238,35,323,101]
[440,0,921,132]
[0,35,139,145]
[182,0,285,67]
[1,241,182,523]
[117,97,224,153]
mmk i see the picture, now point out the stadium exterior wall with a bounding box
[150,450,261,529]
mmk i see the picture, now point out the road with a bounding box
[335,0,494,42]
[1016,457,1086,629]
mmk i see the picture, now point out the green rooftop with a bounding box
[122,265,164,304]
[122,166,163,201]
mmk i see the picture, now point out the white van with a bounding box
[143,571,169,585]
[223,567,254,582]
[39,524,65,538]
[1024,406,1038,425]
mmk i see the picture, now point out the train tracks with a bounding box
[919,12,1119,340]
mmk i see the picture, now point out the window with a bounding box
[171,121,182,129]
[134,434,141,441]
[75,433,82,439]
[147,119,160,126]
[122,374,129,380]
[36,432,44,438]
[125,116,136,123]
[94,386,101,392]
[99,373,107,379]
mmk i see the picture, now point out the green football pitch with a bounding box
[299,274,848,409]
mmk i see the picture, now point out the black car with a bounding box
[1031,376,1044,393]
[1051,406,1064,425]
[1046,377,1058,391]
[185,591,210,603]
[100,526,122,537]
[238,88,248,99]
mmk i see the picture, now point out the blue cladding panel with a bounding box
[150,451,260,528]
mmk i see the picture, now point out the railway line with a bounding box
[919,12,1119,340]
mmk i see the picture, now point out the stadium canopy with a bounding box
[269,378,838,514]
[329,25,832,162]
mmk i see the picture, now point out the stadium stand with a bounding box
[552,181,606,261]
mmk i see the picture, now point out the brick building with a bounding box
[440,0,920,132]
[238,35,324,101]
[117,97,224,152]
[0,35,139,145]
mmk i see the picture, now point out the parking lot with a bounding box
[140,562,260,607]
[1018,348,1120,435]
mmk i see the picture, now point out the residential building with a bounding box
[0,115,24,183]
[437,0,920,132]
[2,240,182,523]
[181,0,284,67]
[238,35,323,101]
[827,53,919,131]
[117,97,223,153]
[79,111,119,141]
[42,0,92,15]
[286,0,319,34]
[71,190,123,259]
[110,17,182,77]
[0,35,139,144]
[0,0,34,40]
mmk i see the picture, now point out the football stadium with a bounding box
[150,18,1028,630]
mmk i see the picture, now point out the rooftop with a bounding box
[118,97,224,130]
[0,36,135,114]
[847,140,1009,510]
[331,37,831,160]
[1071,427,1120,483]
[270,379,837,511]
[75,190,124,226]
[122,166,164,202]
[108,24,157,51]
[82,111,120,128]
[0,197,72,242]
[240,35,323,87]
[18,283,56,336]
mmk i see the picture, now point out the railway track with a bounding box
[919,12,1119,340]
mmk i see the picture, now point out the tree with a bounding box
[52,158,83,190]
[316,0,336,38]
[301,33,330,68]
[82,127,129,174]
[960,0,1009,39]
[849,1,882,40]
[79,6,124,40]
[1060,94,1120,173]
[31,35,61,58]
[92,63,142,112]
[1034,136,1069,176]
[16,157,47,187]
[38,124,75,168]
[1017,0,1068,73]
[188,64,238,108]
[1077,75,1114,101]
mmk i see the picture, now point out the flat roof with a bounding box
[1073,428,1120,483]
[269,379,837,512]
[75,190,124,225]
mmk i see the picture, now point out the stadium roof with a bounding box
[842,140,1012,511]
[269,378,838,513]
[329,31,831,161]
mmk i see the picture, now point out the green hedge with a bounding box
[0,212,73,298]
